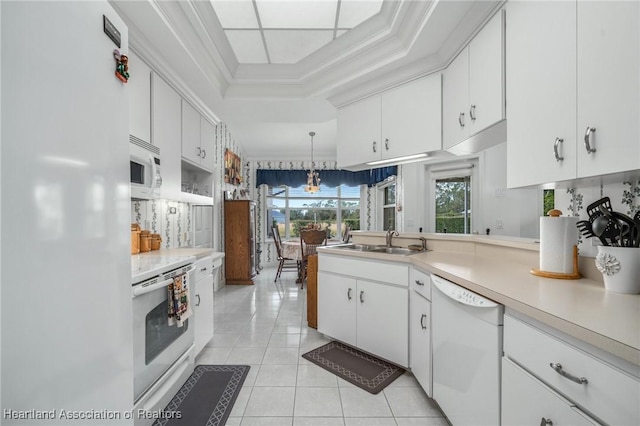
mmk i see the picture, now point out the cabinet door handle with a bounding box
[458,112,465,127]
[540,417,553,426]
[415,280,424,286]
[200,267,208,272]
[553,137,564,162]
[195,294,201,307]
[372,141,377,153]
[385,138,389,150]
[420,314,427,330]
[584,126,596,154]
[359,290,364,303]
[549,363,588,384]
[347,288,352,300]
[469,104,476,121]
[201,149,206,159]
[196,147,202,157]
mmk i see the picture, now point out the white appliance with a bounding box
[1,1,135,419]
[131,256,196,425]
[432,275,504,426]
[130,136,162,200]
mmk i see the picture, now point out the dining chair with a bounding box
[272,225,298,282]
[299,229,327,288]
[343,225,352,243]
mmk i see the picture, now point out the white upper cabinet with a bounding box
[200,117,215,172]
[182,99,215,173]
[337,96,383,167]
[128,51,152,143]
[182,100,202,165]
[576,1,640,178]
[506,1,577,187]
[507,1,639,188]
[151,72,182,201]
[443,10,505,150]
[337,74,442,169]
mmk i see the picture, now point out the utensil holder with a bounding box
[596,246,640,294]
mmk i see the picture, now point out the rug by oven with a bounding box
[152,365,249,426]
[302,341,405,394]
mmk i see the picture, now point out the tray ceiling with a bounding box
[212,0,384,64]
[111,0,503,160]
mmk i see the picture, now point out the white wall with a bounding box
[400,143,541,238]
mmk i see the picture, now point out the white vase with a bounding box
[595,246,640,294]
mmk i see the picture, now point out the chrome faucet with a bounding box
[386,229,399,248]
[419,237,428,251]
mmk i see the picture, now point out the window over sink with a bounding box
[266,183,361,240]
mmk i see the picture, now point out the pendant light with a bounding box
[304,131,321,193]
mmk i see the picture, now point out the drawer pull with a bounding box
[347,288,352,300]
[549,363,588,385]
[415,280,424,286]
[540,417,553,426]
[360,291,364,303]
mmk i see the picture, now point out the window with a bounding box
[435,176,471,233]
[266,183,360,239]
[428,162,476,234]
[381,180,396,231]
[543,189,555,216]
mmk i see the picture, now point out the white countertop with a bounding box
[318,240,640,367]
[131,248,224,284]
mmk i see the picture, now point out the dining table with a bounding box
[281,238,343,283]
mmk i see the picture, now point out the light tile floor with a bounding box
[196,265,448,426]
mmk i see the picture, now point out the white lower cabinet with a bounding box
[504,313,640,425]
[317,254,409,367]
[316,272,357,346]
[502,357,599,426]
[409,290,431,396]
[356,279,408,367]
[193,257,214,355]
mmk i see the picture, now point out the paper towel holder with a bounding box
[531,209,581,279]
[531,245,581,279]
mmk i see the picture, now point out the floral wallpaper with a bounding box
[131,199,192,249]
[556,178,640,257]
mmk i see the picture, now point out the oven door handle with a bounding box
[132,266,195,298]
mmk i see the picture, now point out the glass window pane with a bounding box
[267,185,287,197]
[435,176,471,234]
[340,184,360,199]
[341,208,360,232]
[384,185,396,204]
[383,206,395,231]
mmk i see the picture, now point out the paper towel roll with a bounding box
[539,215,579,274]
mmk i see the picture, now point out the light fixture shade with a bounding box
[305,131,320,193]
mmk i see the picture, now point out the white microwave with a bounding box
[130,137,162,200]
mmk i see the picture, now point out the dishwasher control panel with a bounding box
[431,274,499,308]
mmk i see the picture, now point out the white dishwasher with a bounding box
[431,275,504,426]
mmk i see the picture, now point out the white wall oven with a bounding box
[131,256,195,412]
[130,136,162,200]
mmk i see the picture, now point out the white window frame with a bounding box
[377,177,397,231]
[425,161,479,234]
[264,184,361,240]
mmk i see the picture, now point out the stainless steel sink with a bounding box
[330,244,423,255]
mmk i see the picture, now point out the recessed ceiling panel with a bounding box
[225,30,269,63]
[256,0,338,29]
[338,0,383,28]
[210,1,259,28]
[265,30,334,63]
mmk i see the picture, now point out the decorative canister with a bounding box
[150,234,162,250]
[595,246,640,294]
[139,234,151,252]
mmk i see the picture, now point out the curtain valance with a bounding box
[255,166,397,188]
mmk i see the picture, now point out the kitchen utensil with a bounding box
[592,214,621,246]
[576,220,596,239]
[587,197,613,220]
[600,206,637,247]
